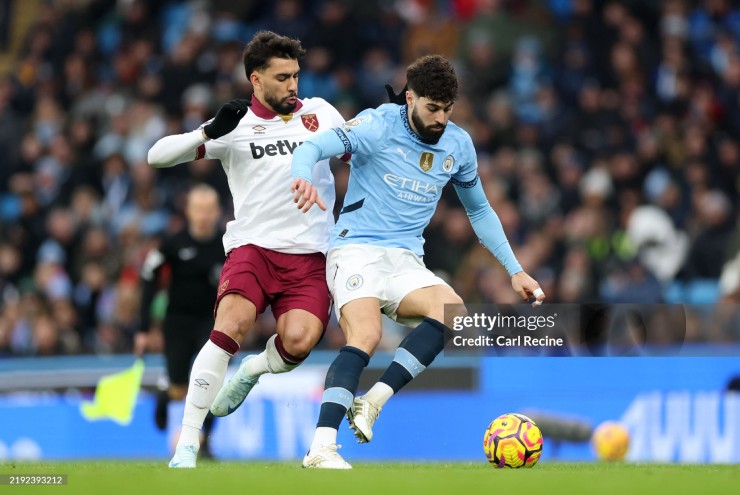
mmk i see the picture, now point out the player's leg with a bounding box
[349,254,465,443]
[210,309,325,417]
[169,294,256,468]
[211,250,328,416]
[303,297,381,469]
[191,317,219,459]
[171,246,267,467]
[302,245,387,469]
[165,382,215,459]
[180,294,253,443]
[269,250,329,368]
[376,284,463,395]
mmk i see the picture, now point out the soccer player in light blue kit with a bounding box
[291,55,546,469]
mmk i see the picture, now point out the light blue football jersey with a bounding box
[329,104,478,255]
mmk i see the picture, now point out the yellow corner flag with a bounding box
[80,358,145,426]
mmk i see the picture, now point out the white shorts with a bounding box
[326,244,450,324]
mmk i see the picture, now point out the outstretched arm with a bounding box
[454,179,546,306]
[148,99,250,168]
[148,130,208,168]
[291,129,349,212]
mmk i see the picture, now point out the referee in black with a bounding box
[135,184,225,459]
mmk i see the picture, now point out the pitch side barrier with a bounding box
[0,351,480,392]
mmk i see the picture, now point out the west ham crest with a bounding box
[301,113,319,132]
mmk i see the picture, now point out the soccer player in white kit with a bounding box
[291,55,546,468]
[147,31,347,468]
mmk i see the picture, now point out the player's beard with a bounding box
[264,90,298,115]
[411,106,446,144]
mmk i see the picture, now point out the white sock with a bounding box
[177,340,232,448]
[245,334,300,376]
[363,382,394,408]
[178,425,201,448]
[310,427,338,452]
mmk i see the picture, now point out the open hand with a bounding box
[291,178,327,213]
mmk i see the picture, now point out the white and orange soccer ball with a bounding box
[483,413,543,468]
[592,421,630,461]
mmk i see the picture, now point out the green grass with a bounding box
[1,461,738,495]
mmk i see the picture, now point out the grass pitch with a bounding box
[1,461,737,495]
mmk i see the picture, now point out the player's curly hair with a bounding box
[242,31,306,78]
[406,55,459,104]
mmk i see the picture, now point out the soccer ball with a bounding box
[592,421,629,461]
[483,413,543,468]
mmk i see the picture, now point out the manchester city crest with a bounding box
[442,155,454,172]
[346,274,364,291]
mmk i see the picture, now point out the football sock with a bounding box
[312,427,338,450]
[363,382,394,408]
[178,332,237,447]
[310,346,369,451]
[377,317,446,395]
[245,334,304,376]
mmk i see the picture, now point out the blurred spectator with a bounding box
[626,205,689,283]
[1,0,739,356]
[684,190,734,279]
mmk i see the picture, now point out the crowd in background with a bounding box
[0,0,738,357]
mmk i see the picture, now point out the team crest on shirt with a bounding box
[419,152,434,172]
[442,155,454,173]
[342,117,366,132]
[301,113,319,132]
[346,274,364,291]
[343,117,365,127]
[218,279,230,296]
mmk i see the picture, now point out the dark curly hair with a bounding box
[242,31,306,78]
[406,55,459,104]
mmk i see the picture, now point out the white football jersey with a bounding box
[198,96,346,255]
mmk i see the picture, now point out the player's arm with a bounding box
[147,129,209,168]
[135,246,168,356]
[291,128,353,212]
[148,99,251,168]
[454,179,545,307]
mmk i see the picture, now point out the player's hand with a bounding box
[291,178,327,213]
[203,99,251,139]
[134,332,148,357]
[511,272,546,308]
[385,83,408,105]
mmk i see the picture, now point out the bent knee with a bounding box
[279,328,321,357]
[214,294,256,340]
[430,291,466,322]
